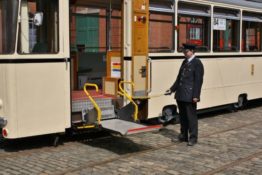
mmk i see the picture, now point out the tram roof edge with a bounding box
[207,0,262,9]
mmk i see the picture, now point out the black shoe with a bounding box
[171,136,187,143]
[178,134,188,142]
[187,140,197,146]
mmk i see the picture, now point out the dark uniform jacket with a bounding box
[170,57,204,102]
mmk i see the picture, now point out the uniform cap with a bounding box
[182,43,196,50]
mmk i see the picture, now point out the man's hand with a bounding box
[193,98,199,103]
[164,89,172,95]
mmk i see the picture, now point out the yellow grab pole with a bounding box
[118,81,139,121]
[83,83,102,125]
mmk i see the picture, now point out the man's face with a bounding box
[183,49,194,58]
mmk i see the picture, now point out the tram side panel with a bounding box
[0,64,5,120]
[1,62,70,139]
[147,57,262,118]
[0,64,19,138]
[218,57,262,102]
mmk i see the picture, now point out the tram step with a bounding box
[100,119,162,136]
[72,98,113,113]
[82,106,116,123]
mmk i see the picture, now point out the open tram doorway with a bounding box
[70,0,122,90]
[69,0,123,124]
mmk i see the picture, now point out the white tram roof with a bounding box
[207,0,262,9]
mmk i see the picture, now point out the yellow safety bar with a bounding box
[132,94,164,100]
[83,83,102,125]
[77,125,96,129]
[118,81,139,122]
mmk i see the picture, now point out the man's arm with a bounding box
[193,60,204,102]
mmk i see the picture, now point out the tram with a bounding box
[1,0,262,139]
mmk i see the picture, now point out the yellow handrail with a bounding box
[117,81,139,121]
[83,83,102,125]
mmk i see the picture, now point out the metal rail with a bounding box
[117,81,139,121]
[83,83,102,125]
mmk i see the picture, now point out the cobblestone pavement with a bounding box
[1,101,262,175]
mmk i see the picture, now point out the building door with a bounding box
[76,14,99,52]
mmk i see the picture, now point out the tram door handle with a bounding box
[147,57,152,93]
[65,58,69,70]
[139,66,147,78]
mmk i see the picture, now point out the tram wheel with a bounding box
[233,94,248,111]
[159,105,178,125]
[52,135,62,147]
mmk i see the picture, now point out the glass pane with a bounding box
[0,0,19,54]
[243,11,262,23]
[213,8,240,20]
[178,2,210,17]
[149,0,174,13]
[149,12,173,53]
[178,16,210,52]
[110,10,122,51]
[18,0,59,54]
[242,21,261,52]
[213,19,239,52]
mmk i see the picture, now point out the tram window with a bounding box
[177,2,211,52]
[149,12,174,53]
[18,0,59,54]
[0,0,19,54]
[213,8,240,52]
[242,12,262,52]
[149,0,174,53]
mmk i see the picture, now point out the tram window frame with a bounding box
[177,2,211,53]
[0,1,19,55]
[149,11,175,53]
[17,0,60,55]
[213,7,240,52]
[149,0,175,53]
[242,12,262,52]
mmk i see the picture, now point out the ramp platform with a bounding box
[100,119,162,136]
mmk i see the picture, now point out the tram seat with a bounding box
[249,46,258,51]
[32,42,48,53]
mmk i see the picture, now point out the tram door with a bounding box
[132,0,149,97]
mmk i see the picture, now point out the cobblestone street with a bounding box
[1,101,262,175]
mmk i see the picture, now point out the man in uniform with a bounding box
[165,44,204,146]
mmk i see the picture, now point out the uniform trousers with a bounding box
[177,101,198,142]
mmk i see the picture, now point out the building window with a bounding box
[190,27,201,40]
[178,2,211,52]
[242,12,262,52]
[213,8,240,52]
